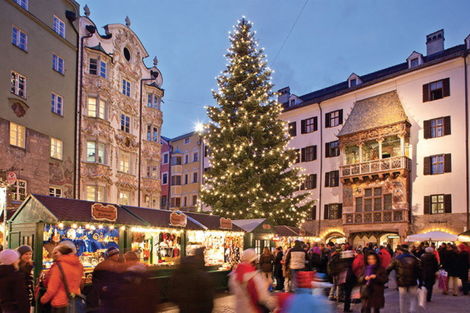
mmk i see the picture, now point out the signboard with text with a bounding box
[91,203,118,222]
[170,211,187,227]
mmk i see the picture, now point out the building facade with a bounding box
[160,136,171,209]
[280,30,470,246]
[0,0,80,208]
[77,10,164,207]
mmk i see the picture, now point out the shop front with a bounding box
[232,218,275,254]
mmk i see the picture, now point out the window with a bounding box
[11,71,26,98]
[120,114,130,132]
[49,187,62,197]
[14,0,28,10]
[9,122,25,148]
[11,26,27,50]
[100,61,107,78]
[193,172,198,183]
[422,154,452,175]
[87,97,106,119]
[301,145,317,162]
[118,191,130,205]
[171,175,181,185]
[357,188,392,212]
[326,110,343,128]
[86,141,105,164]
[184,138,190,144]
[424,116,450,139]
[86,185,105,202]
[50,137,63,160]
[350,78,357,87]
[185,154,189,164]
[147,125,158,142]
[325,170,339,187]
[192,195,198,206]
[431,155,445,174]
[184,174,189,185]
[170,197,181,208]
[163,153,169,164]
[183,196,187,207]
[288,122,297,137]
[89,58,98,75]
[53,16,65,38]
[11,180,27,201]
[289,98,295,106]
[161,196,167,208]
[122,79,131,96]
[301,117,317,134]
[171,156,182,165]
[373,187,382,211]
[193,152,198,162]
[325,141,340,157]
[384,194,392,210]
[146,165,158,178]
[423,78,450,102]
[52,55,64,74]
[301,174,316,190]
[51,93,63,115]
[147,93,160,109]
[119,151,130,173]
[123,47,131,61]
[162,173,168,184]
[410,58,419,68]
[424,194,451,214]
[355,197,363,212]
[324,203,342,220]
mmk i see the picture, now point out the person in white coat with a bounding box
[229,249,277,313]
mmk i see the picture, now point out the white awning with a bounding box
[406,231,458,242]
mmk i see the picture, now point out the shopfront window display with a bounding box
[130,228,182,266]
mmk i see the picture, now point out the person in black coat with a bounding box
[359,252,388,313]
[16,246,34,309]
[457,244,469,295]
[420,247,439,301]
[273,247,284,291]
[0,249,29,313]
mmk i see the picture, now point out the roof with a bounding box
[29,195,144,225]
[338,90,408,137]
[185,212,244,232]
[285,44,468,111]
[1,209,16,221]
[274,225,301,237]
[122,206,204,230]
[232,218,266,232]
[170,131,195,142]
[87,43,109,56]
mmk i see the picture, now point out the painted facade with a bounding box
[280,30,470,245]
[160,136,171,209]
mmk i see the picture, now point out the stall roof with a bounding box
[232,218,268,233]
[274,225,301,237]
[11,194,146,226]
[122,206,205,230]
[185,212,244,232]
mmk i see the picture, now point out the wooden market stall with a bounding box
[273,225,319,250]
[232,218,275,254]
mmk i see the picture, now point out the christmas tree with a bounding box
[201,18,312,226]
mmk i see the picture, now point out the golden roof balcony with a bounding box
[341,156,411,182]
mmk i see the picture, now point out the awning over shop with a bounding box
[185,212,244,232]
[274,225,302,237]
[406,231,458,242]
[122,206,205,230]
[232,218,268,233]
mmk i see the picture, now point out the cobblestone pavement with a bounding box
[160,288,470,313]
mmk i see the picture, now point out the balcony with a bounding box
[340,156,411,180]
[344,209,408,225]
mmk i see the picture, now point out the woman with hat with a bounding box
[0,249,29,313]
[359,252,388,313]
[17,246,34,309]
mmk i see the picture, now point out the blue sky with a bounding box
[77,0,470,138]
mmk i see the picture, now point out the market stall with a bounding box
[273,225,319,250]
[185,212,244,270]
[232,218,275,254]
[8,194,145,280]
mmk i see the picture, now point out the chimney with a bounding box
[277,86,290,104]
[426,29,444,56]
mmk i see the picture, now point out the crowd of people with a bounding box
[0,240,468,313]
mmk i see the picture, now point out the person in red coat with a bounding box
[378,246,392,269]
[352,249,365,279]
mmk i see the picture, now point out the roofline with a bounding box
[170,131,196,142]
[104,23,149,58]
[284,45,467,112]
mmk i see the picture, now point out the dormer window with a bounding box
[350,78,357,87]
[410,58,419,68]
[407,51,423,69]
[289,98,295,106]
[348,73,361,88]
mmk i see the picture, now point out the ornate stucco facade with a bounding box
[77,12,163,208]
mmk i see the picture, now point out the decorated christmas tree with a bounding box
[201,18,312,226]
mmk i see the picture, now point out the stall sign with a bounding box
[170,211,187,227]
[6,172,17,185]
[220,217,232,230]
[91,203,118,222]
[262,224,272,230]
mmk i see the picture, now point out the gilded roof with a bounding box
[338,90,408,137]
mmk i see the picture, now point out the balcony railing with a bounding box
[340,156,411,178]
[343,209,408,225]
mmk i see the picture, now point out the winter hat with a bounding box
[425,247,434,253]
[17,245,32,256]
[57,240,77,254]
[241,248,257,263]
[106,246,120,258]
[0,249,20,265]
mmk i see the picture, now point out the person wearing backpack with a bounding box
[40,241,84,313]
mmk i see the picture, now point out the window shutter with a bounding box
[423,83,430,102]
[301,148,306,162]
[325,142,330,158]
[325,172,330,187]
[423,157,431,175]
[313,145,317,160]
[444,116,451,135]
[325,113,331,128]
[443,78,450,97]
[338,110,343,125]
[301,120,306,134]
[423,196,431,214]
[338,204,343,218]
[423,120,431,139]
[324,205,329,220]
[444,194,452,213]
[313,174,317,189]
[334,171,339,186]
[444,154,452,173]
[313,116,318,131]
[311,205,317,220]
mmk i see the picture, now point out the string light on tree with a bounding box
[201,17,312,226]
